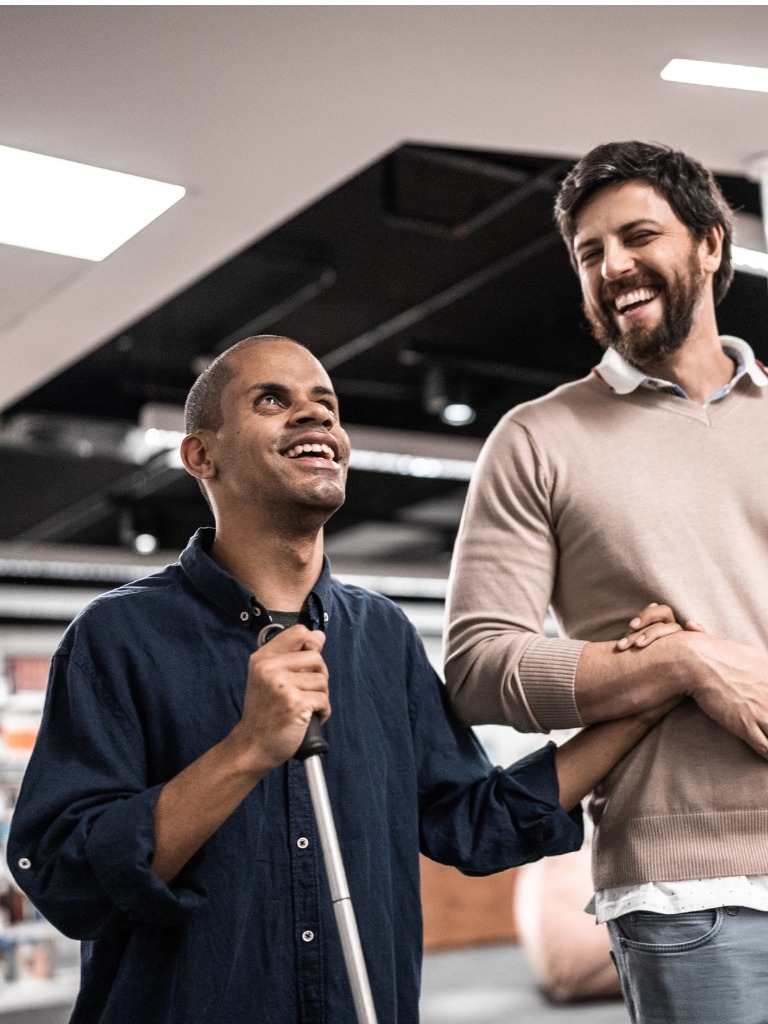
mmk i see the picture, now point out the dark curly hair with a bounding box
[554,141,734,306]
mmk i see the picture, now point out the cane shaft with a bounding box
[304,755,379,1024]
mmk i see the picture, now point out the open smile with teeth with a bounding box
[285,442,338,463]
[613,286,661,314]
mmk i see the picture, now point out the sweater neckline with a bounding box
[590,370,757,426]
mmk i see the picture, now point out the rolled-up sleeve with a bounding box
[8,649,206,940]
[408,629,583,875]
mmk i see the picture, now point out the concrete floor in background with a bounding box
[421,943,630,1024]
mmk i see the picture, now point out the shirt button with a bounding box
[17,858,31,870]
[297,837,309,850]
[302,930,314,943]
[323,612,329,622]
[240,611,249,622]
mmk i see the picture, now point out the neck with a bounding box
[638,310,732,405]
[211,516,325,612]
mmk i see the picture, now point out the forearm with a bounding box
[575,634,691,724]
[152,730,267,883]
[554,710,666,811]
[153,626,332,882]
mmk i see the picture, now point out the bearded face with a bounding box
[583,241,707,368]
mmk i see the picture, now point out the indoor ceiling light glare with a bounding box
[0,145,186,260]
[348,449,475,481]
[143,427,186,452]
[440,402,476,427]
[661,59,768,94]
[732,246,768,277]
[134,533,160,556]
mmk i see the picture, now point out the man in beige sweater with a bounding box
[445,141,768,1024]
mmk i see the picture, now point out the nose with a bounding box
[601,239,635,281]
[290,397,335,428]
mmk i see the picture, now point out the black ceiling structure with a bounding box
[1,142,766,582]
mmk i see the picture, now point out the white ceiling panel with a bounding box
[1,5,768,412]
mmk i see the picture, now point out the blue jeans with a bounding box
[608,907,768,1024]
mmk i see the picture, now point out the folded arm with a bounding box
[575,607,768,760]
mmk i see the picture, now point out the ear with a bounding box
[180,432,217,482]
[700,223,724,274]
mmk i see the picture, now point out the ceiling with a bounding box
[1,5,768,602]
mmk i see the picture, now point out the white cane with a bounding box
[258,623,379,1024]
[295,715,379,1024]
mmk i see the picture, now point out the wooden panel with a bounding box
[420,856,518,951]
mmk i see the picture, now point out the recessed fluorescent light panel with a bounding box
[0,145,186,261]
[732,246,768,279]
[661,58,768,94]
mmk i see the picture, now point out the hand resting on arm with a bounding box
[575,601,768,761]
[555,603,694,811]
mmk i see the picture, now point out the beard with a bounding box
[584,246,707,369]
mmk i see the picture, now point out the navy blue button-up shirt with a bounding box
[8,528,581,1023]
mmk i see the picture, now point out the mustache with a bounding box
[601,273,663,303]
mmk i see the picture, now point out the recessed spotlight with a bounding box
[134,533,160,556]
[440,402,477,427]
[661,58,768,94]
[0,144,185,260]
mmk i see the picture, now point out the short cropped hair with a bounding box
[184,335,297,434]
[554,141,734,305]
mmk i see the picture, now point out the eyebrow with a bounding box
[244,381,337,401]
[574,218,662,255]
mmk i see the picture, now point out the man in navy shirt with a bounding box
[9,336,676,1023]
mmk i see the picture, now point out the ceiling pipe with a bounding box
[321,230,562,371]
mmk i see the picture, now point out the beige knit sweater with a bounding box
[445,370,768,888]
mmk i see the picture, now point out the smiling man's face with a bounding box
[210,339,350,523]
[573,181,712,368]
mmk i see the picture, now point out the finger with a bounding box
[684,620,706,633]
[632,622,683,647]
[292,689,332,728]
[746,725,768,761]
[616,622,682,650]
[251,646,328,675]
[260,625,326,653]
[300,691,331,717]
[628,603,675,630]
[271,658,329,688]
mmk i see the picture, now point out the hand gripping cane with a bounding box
[258,623,378,1024]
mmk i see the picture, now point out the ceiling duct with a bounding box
[385,145,531,238]
[1,412,133,460]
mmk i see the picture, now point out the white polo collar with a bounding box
[594,336,768,397]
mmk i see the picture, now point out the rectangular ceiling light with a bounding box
[732,246,768,278]
[0,145,186,261]
[661,58,768,94]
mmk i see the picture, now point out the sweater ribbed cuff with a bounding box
[518,636,586,731]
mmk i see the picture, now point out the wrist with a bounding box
[221,726,274,786]
[667,630,708,697]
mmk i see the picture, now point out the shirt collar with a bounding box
[179,526,333,629]
[593,336,768,397]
